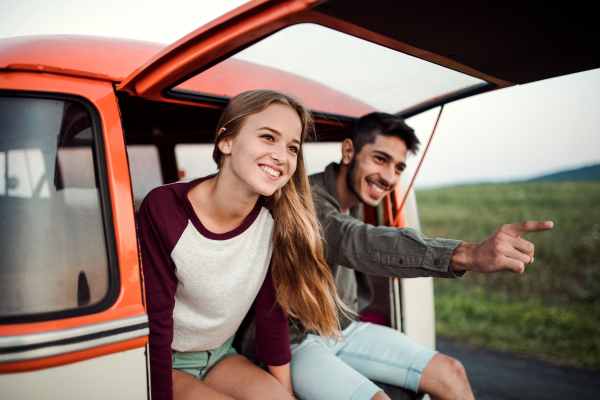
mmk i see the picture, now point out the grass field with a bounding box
[415,181,600,369]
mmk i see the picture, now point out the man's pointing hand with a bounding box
[450,221,554,274]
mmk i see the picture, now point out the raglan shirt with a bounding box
[138,176,291,400]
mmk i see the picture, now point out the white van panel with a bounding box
[400,173,436,351]
[401,277,436,351]
[0,347,148,400]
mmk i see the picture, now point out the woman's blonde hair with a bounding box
[213,89,345,339]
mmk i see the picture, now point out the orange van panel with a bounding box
[0,71,146,369]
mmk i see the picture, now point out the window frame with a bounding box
[0,90,120,324]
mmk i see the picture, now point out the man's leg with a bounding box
[332,322,474,400]
[290,334,386,400]
[418,353,474,400]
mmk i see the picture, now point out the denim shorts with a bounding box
[172,335,238,380]
[290,321,438,400]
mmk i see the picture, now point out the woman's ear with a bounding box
[341,138,355,166]
[217,128,232,155]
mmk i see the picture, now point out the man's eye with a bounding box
[374,156,384,162]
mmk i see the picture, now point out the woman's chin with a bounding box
[253,181,287,197]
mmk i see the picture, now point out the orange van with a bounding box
[1,1,598,399]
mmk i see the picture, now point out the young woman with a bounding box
[138,89,345,400]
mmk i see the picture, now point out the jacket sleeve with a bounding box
[253,266,291,366]
[137,193,178,400]
[315,193,464,279]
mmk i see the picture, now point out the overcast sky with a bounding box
[1,0,599,188]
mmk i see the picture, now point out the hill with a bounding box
[529,163,600,182]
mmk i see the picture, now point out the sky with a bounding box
[1,0,599,189]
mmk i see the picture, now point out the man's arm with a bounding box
[450,221,553,274]
[317,195,553,278]
[317,196,463,278]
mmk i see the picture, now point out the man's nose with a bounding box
[380,165,395,185]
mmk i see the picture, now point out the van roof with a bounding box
[0,34,375,116]
[0,35,165,82]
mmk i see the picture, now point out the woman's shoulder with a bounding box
[142,182,184,209]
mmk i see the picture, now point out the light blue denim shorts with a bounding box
[290,321,437,400]
[172,335,238,380]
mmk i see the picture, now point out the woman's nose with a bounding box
[271,145,287,165]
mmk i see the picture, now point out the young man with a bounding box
[288,112,553,400]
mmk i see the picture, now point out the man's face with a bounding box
[346,134,408,207]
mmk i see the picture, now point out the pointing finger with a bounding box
[504,221,554,237]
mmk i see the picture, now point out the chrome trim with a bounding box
[392,278,402,332]
[0,315,148,364]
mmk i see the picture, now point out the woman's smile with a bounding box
[260,164,283,179]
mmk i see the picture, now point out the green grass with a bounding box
[416,181,600,369]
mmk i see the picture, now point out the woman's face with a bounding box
[220,103,303,196]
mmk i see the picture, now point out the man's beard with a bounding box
[346,157,370,206]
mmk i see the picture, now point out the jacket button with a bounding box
[434,259,440,265]
[399,258,404,264]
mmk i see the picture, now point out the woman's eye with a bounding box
[289,146,299,154]
[261,134,275,142]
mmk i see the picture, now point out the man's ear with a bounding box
[341,138,355,166]
[218,128,232,155]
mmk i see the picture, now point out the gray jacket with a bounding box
[297,163,464,336]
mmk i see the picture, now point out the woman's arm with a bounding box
[268,363,295,397]
[137,188,186,400]
[253,267,292,365]
[254,267,294,396]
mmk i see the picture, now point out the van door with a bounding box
[0,74,147,399]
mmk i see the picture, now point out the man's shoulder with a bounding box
[308,170,327,190]
[308,162,337,197]
[308,171,337,207]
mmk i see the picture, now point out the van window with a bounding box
[127,145,163,209]
[175,144,218,181]
[0,96,110,319]
[172,23,485,117]
[303,142,342,175]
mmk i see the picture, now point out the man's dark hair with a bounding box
[348,112,420,155]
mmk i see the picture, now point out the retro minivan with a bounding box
[1,1,598,399]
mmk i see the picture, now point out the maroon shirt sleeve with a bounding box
[137,186,189,400]
[253,266,292,366]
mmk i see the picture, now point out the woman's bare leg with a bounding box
[173,355,293,400]
[204,355,293,400]
[173,370,235,400]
